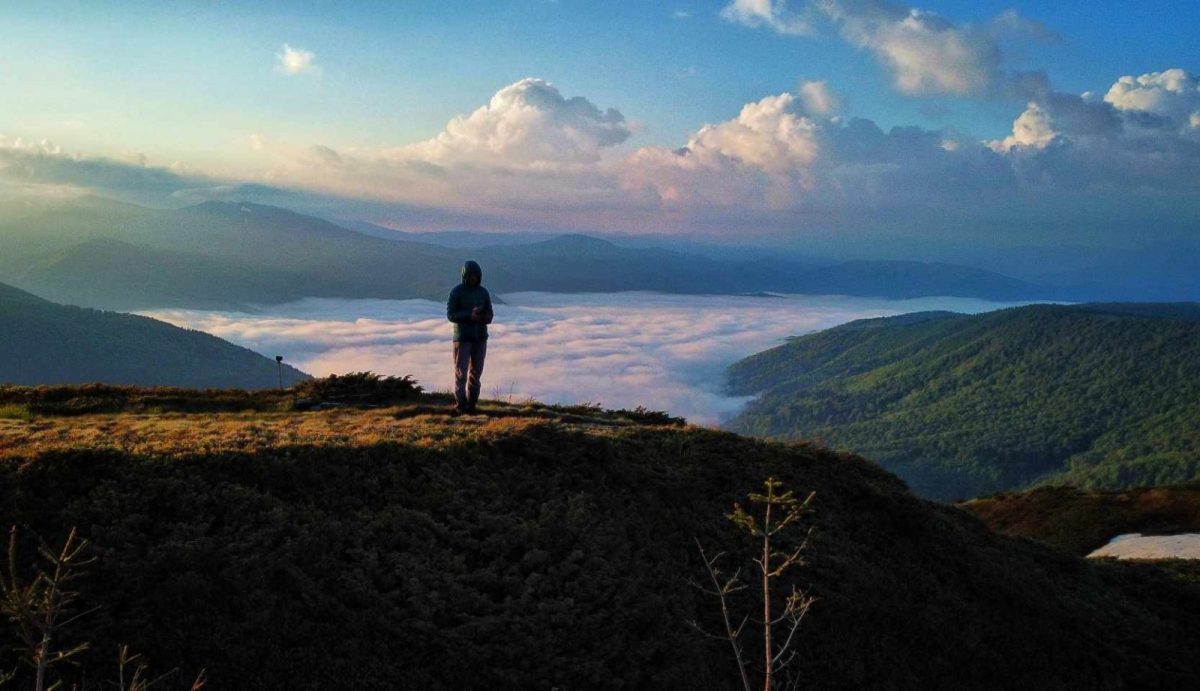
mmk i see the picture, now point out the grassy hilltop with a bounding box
[1,382,1198,688]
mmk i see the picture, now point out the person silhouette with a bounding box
[445,260,494,414]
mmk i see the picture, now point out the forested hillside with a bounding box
[1,386,1197,688]
[0,282,309,388]
[726,303,1200,500]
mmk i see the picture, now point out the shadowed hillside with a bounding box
[0,384,1198,688]
[0,282,309,388]
[726,303,1200,500]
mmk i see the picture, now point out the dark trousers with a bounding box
[453,339,487,409]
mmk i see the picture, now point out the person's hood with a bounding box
[461,260,482,282]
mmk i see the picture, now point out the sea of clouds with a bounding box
[144,292,1016,425]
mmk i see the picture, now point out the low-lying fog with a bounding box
[145,292,1018,425]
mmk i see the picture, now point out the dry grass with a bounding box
[0,397,680,460]
[4,408,492,458]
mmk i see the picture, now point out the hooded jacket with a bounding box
[446,260,494,342]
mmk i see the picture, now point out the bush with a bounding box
[293,372,423,405]
[0,404,33,421]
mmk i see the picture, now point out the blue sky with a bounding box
[8,1,1196,148]
[1,0,1198,247]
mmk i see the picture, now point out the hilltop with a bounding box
[0,281,309,388]
[726,303,1200,500]
[1,383,1198,688]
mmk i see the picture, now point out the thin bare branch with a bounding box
[694,538,753,691]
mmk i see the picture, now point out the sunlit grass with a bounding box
[0,387,685,460]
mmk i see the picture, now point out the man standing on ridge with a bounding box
[446,260,494,414]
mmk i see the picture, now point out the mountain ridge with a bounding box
[0,194,1066,309]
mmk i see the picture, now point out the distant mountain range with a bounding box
[725,303,1200,500]
[0,194,1074,310]
[0,281,309,388]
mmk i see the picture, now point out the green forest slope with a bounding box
[726,303,1200,500]
[0,387,1198,688]
[0,282,309,388]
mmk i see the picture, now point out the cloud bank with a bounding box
[4,59,1199,246]
[987,69,1200,198]
[142,293,1015,425]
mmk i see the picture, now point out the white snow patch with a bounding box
[1088,533,1200,560]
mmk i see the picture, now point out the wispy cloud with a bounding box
[814,0,1002,96]
[797,80,840,116]
[276,43,320,76]
[720,0,812,36]
[723,1,1052,98]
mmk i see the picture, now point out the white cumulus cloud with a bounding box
[1104,68,1200,128]
[239,78,636,217]
[622,92,822,210]
[988,101,1056,152]
[394,78,631,167]
[684,93,821,172]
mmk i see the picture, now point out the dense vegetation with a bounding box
[726,303,1200,500]
[962,484,1200,555]
[0,195,1052,310]
[1,386,1198,688]
[0,281,309,388]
